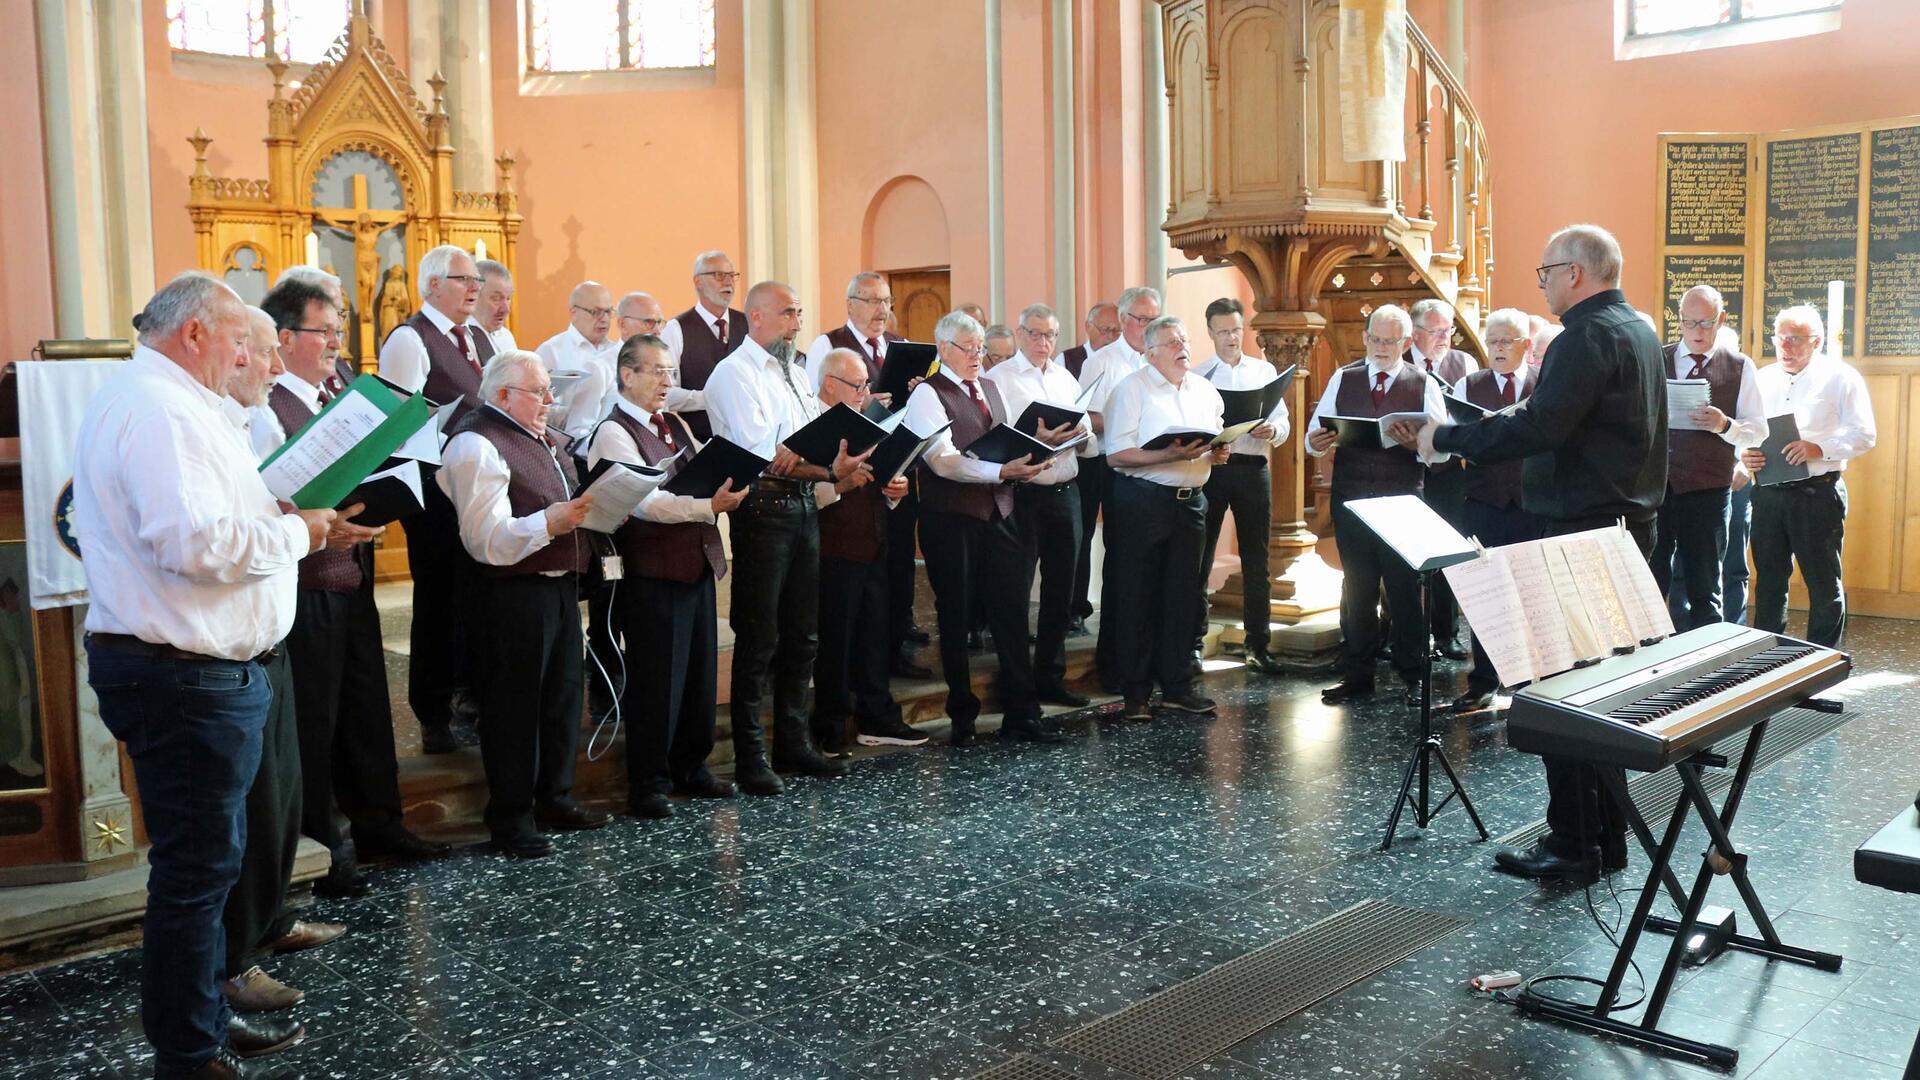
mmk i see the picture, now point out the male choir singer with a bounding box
[663,250,749,439]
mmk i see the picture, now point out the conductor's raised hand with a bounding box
[545,493,594,536]
[325,503,386,550]
[1000,455,1045,483]
[710,478,748,514]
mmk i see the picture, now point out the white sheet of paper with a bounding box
[260,392,387,501]
[1667,379,1711,431]
[364,459,423,508]
[1343,494,1476,573]
[1376,410,1429,448]
[580,464,668,534]
[392,403,451,466]
[1503,540,1581,678]
[1602,525,1675,641]
[1442,549,1537,687]
[1556,534,1636,651]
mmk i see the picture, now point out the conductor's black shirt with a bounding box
[1432,289,1667,523]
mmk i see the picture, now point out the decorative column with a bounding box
[985,0,1006,320]
[742,0,820,321]
[1050,0,1076,338]
[35,0,114,338]
[1141,1,1169,290]
[408,0,496,193]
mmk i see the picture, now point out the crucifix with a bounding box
[313,172,407,363]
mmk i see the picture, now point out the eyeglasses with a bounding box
[622,365,676,379]
[1679,318,1720,331]
[1535,262,1572,284]
[1120,310,1155,323]
[573,305,614,319]
[443,274,483,286]
[621,316,667,329]
[1772,334,1816,347]
[1484,337,1525,349]
[943,341,986,356]
[504,384,555,403]
[1021,327,1059,340]
[288,326,342,342]
[825,373,871,392]
[1364,334,1406,348]
[1412,323,1451,336]
[697,271,739,282]
[851,294,893,307]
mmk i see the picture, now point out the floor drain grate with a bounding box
[1494,705,1852,849]
[973,1055,1084,1080]
[1046,899,1466,1079]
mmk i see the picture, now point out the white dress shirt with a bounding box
[244,384,292,462]
[537,325,621,443]
[1305,359,1452,464]
[378,301,472,394]
[1077,337,1145,415]
[436,406,568,569]
[804,321,888,390]
[255,371,323,463]
[75,346,307,660]
[585,397,720,525]
[1195,352,1291,457]
[660,303,731,364]
[1668,349,1767,448]
[983,353,1093,485]
[1102,364,1227,488]
[1753,355,1877,477]
[904,366,1013,485]
[474,319,517,357]
[702,336,821,456]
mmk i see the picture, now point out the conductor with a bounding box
[1392,224,1667,884]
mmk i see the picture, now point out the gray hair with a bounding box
[1409,298,1455,326]
[1367,304,1413,340]
[478,348,545,400]
[418,244,471,294]
[845,271,887,298]
[477,259,512,285]
[1680,284,1725,314]
[1532,323,1564,354]
[1484,307,1530,341]
[1084,302,1117,325]
[691,249,731,276]
[934,310,984,345]
[1116,285,1162,314]
[1774,304,1825,339]
[1018,302,1058,326]
[1143,314,1185,350]
[136,271,242,347]
[984,323,1014,345]
[276,264,342,291]
[1545,224,1623,285]
[245,304,276,338]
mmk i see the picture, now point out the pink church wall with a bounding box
[0,0,54,358]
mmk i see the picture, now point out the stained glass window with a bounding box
[1629,0,1840,37]
[166,0,349,65]
[527,0,717,74]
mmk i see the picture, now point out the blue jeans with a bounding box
[87,640,269,1075]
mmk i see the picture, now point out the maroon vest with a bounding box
[451,406,590,577]
[1404,346,1476,387]
[405,309,495,420]
[1060,344,1089,380]
[674,306,748,439]
[1664,343,1746,495]
[824,325,902,385]
[598,407,727,583]
[266,383,365,593]
[819,480,889,563]
[919,375,1014,521]
[1330,360,1428,500]
[1459,368,1531,510]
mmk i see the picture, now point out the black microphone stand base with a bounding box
[1380,568,1490,851]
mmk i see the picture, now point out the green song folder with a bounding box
[258,374,433,510]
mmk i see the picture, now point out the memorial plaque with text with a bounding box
[1867,125,1920,356]
[1763,133,1861,354]
[1662,254,1746,344]
[1665,141,1749,247]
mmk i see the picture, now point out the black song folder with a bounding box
[661,437,772,498]
[782,402,889,467]
[1014,399,1088,437]
[1141,428,1222,451]
[874,341,939,408]
[1754,413,1811,487]
[1216,363,1298,425]
[868,417,953,483]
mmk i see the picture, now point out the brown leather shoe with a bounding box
[267,919,346,955]
[220,965,303,1012]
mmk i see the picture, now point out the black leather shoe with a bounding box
[165,1045,299,1078]
[905,623,931,645]
[734,757,785,796]
[312,860,370,899]
[889,653,934,680]
[356,827,452,862]
[1122,695,1153,721]
[1161,692,1217,715]
[949,720,977,747]
[629,792,673,820]
[420,722,459,755]
[812,719,851,756]
[1244,649,1283,675]
[1436,639,1472,661]
[1036,683,1090,707]
[1493,843,1598,884]
[1320,679,1376,705]
[1000,717,1065,743]
[1452,688,1497,715]
[674,774,735,800]
[535,799,611,831]
[491,832,553,859]
[225,1014,304,1058]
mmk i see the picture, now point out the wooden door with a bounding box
[886,268,951,342]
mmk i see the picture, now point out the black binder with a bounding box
[337,460,426,527]
[1216,363,1298,425]
[874,341,940,408]
[782,402,889,467]
[1754,413,1812,487]
[1014,399,1088,437]
[868,418,953,483]
[962,423,1091,465]
[1441,392,1492,423]
[1321,415,1390,449]
[661,437,772,498]
[1141,428,1222,451]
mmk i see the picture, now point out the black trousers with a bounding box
[815,554,902,733]
[1651,485,1732,631]
[1016,480,1082,687]
[1332,497,1424,682]
[1073,456,1108,619]
[287,584,403,859]
[406,486,469,727]
[1458,498,1543,692]
[920,508,1039,724]
[1198,456,1272,652]
[1751,475,1848,647]
[473,573,583,840]
[728,489,820,748]
[1540,513,1656,857]
[887,484,920,643]
[1106,476,1208,699]
[1423,464,1470,642]
[221,645,301,975]
[620,571,719,796]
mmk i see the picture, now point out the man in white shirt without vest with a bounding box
[985,302,1098,706]
[1080,285,1162,688]
[1651,284,1766,630]
[438,351,608,857]
[1192,298,1290,674]
[704,280,871,790]
[1102,315,1229,720]
[474,258,518,355]
[378,244,493,754]
[1062,302,1120,633]
[77,273,337,1079]
[662,250,749,440]
[903,311,1058,744]
[1740,305,1876,647]
[537,280,620,443]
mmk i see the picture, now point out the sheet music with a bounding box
[1442,549,1537,687]
[580,464,669,534]
[1556,534,1635,651]
[1667,379,1711,430]
[1536,540,1607,662]
[260,392,387,501]
[1601,525,1675,641]
[1502,541,1581,677]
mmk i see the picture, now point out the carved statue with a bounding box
[377,264,412,348]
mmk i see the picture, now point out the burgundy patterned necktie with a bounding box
[1370,370,1389,409]
[966,379,991,424]
[713,314,727,343]
[1500,374,1515,406]
[867,336,882,369]
[451,325,481,377]
[651,413,678,451]
[1687,353,1708,380]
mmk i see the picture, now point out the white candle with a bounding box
[1826,280,1843,358]
[305,233,319,267]
[474,238,487,261]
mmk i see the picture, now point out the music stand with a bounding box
[1341,495,1491,851]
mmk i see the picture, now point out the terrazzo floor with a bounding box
[4,615,1916,1080]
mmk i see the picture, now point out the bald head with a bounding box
[568,281,614,344]
[816,348,871,409]
[230,306,284,408]
[744,280,803,349]
[617,291,667,340]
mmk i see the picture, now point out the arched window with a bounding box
[526,0,716,74]
[166,0,351,65]
[1629,0,1840,36]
